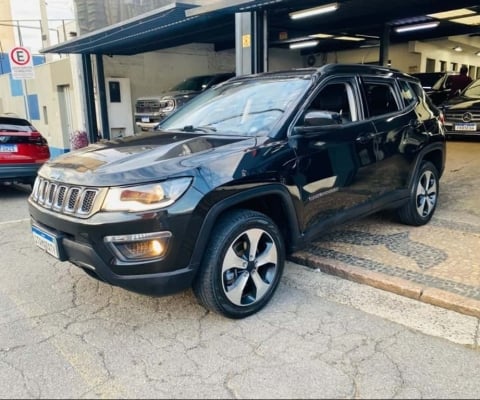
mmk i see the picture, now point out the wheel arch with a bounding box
[189,184,301,268]
[421,144,445,179]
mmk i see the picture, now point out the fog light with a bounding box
[104,232,172,262]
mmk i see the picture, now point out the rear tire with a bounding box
[397,161,439,226]
[193,209,285,319]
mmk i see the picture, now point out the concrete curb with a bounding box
[290,251,480,319]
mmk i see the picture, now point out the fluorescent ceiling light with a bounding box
[453,46,463,52]
[394,21,440,33]
[428,8,475,19]
[289,40,319,49]
[289,3,338,20]
[356,34,380,39]
[476,51,480,56]
[309,33,334,39]
[450,15,480,25]
[334,36,365,41]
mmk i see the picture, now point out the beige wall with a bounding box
[98,43,303,132]
[0,0,15,51]
[318,40,480,76]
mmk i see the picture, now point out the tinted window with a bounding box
[364,83,399,117]
[398,80,417,107]
[304,82,356,124]
[0,117,35,132]
[412,72,444,88]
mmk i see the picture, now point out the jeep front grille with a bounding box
[31,177,103,218]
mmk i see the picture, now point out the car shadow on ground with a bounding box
[0,183,32,198]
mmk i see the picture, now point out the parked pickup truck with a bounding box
[134,72,234,131]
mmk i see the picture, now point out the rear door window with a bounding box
[362,81,399,117]
[397,79,417,107]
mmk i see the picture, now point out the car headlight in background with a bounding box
[161,99,175,112]
[101,177,192,212]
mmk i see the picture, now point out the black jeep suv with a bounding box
[29,64,446,319]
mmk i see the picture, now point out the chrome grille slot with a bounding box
[79,190,98,215]
[38,179,48,204]
[30,177,101,218]
[54,186,67,211]
[65,188,81,213]
[46,183,57,207]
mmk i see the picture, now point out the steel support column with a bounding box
[235,11,268,76]
[379,24,391,67]
[81,54,98,144]
[95,54,110,140]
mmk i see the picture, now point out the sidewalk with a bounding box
[290,140,480,319]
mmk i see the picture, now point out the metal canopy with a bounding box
[41,1,277,55]
[42,0,480,56]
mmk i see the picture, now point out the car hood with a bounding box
[40,131,257,186]
[442,96,480,110]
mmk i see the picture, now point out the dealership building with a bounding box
[1,0,480,157]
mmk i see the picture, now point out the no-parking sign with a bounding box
[9,47,35,80]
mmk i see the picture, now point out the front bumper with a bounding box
[28,200,199,296]
[134,113,170,130]
[0,163,42,182]
[444,121,480,137]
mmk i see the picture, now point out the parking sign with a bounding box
[9,47,35,80]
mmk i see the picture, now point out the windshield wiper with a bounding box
[182,125,217,133]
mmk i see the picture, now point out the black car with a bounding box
[441,78,480,138]
[29,64,446,319]
[412,71,458,106]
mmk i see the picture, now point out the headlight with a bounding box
[101,177,192,212]
[161,99,175,112]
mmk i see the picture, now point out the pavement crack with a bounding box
[475,319,480,350]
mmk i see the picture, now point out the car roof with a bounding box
[229,63,411,83]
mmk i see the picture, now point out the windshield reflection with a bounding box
[157,77,310,136]
[463,79,480,98]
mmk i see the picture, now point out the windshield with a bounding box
[462,79,480,98]
[170,75,216,92]
[157,76,311,136]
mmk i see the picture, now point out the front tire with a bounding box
[193,209,285,319]
[397,161,439,226]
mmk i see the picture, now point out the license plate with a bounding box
[454,123,476,131]
[32,225,59,259]
[0,144,17,153]
[141,117,150,122]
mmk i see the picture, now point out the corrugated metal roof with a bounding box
[41,1,287,55]
[42,2,200,55]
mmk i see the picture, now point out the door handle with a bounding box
[356,132,375,144]
[410,119,422,129]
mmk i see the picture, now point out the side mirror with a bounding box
[303,110,342,127]
[291,111,343,139]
